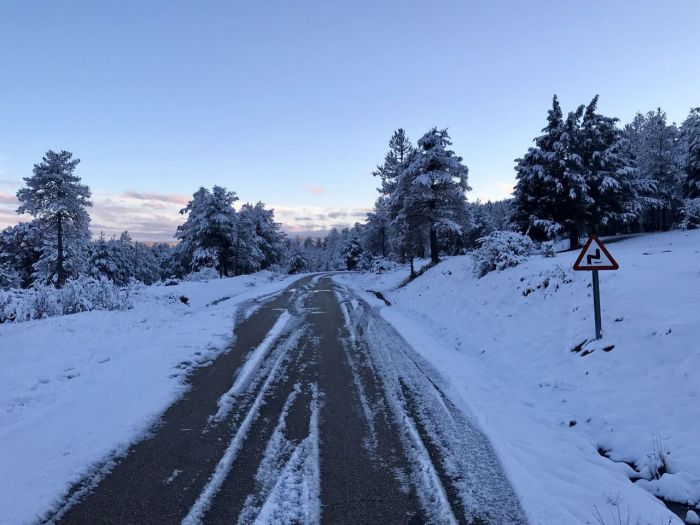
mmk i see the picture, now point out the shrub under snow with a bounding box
[0,276,135,323]
[472,230,534,278]
[680,198,700,230]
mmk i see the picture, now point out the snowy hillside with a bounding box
[336,230,700,524]
[0,271,301,525]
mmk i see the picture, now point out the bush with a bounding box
[472,231,534,278]
[367,257,400,274]
[680,198,700,230]
[540,240,556,258]
[0,276,134,324]
[287,253,308,274]
[183,267,219,282]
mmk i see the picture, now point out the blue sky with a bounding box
[1,0,698,240]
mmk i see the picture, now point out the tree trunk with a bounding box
[429,226,439,264]
[56,215,66,287]
[568,223,580,251]
[409,253,416,279]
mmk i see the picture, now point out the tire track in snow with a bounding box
[250,383,321,525]
[210,310,292,424]
[350,295,528,525]
[182,326,306,525]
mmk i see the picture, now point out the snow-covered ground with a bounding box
[336,229,700,525]
[0,271,301,525]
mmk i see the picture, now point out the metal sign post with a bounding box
[591,269,602,340]
[573,235,619,340]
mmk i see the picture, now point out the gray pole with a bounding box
[592,269,602,340]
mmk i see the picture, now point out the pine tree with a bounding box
[391,128,470,264]
[624,108,681,229]
[374,129,414,196]
[247,202,286,270]
[577,96,644,233]
[16,150,92,286]
[364,197,390,258]
[0,222,43,288]
[681,108,700,199]
[88,232,117,281]
[513,96,588,249]
[175,186,238,277]
[234,204,264,275]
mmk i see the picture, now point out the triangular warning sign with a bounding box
[573,235,619,271]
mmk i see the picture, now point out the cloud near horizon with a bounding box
[0,190,371,242]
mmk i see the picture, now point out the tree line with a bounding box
[2,96,699,289]
[289,97,700,277]
[0,151,288,289]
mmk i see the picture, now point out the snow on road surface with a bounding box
[336,229,700,525]
[0,271,302,525]
[211,309,292,423]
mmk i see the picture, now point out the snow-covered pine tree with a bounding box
[247,202,286,270]
[175,186,238,277]
[374,129,414,196]
[513,96,588,249]
[681,108,700,199]
[363,197,391,258]
[16,150,92,286]
[234,203,264,275]
[576,96,647,234]
[0,222,43,288]
[88,232,117,282]
[624,108,681,230]
[391,128,470,264]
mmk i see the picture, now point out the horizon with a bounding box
[1,0,698,241]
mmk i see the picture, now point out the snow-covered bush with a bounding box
[367,257,401,274]
[680,198,700,230]
[183,267,219,282]
[0,276,134,323]
[472,230,534,278]
[540,240,556,258]
[287,253,308,274]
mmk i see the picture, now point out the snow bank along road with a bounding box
[41,275,525,525]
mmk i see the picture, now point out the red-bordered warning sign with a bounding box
[573,235,619,271]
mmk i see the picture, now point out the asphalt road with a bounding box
[43,275,526,525]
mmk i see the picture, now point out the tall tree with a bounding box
[577,96,646,233]
[16,150,92,286]
[175,186,238,277]
[624,108,681,229]
[393,128,470,264]
[513,96,588,249]
[681,108,700,199]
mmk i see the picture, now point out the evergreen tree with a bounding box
[0,222,43,288]
[624,108,681,229]
[16,150,92,286]
[513,96,589,249]
[363,197,391,258]
[175,186,238,277]
[577,96,645,233]
[681,108,700,199]
[391,128,470,264]
[247,202,286,270]
[88,232,117,281]
[234,204,264,275]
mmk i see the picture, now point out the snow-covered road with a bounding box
[39,275,524,525]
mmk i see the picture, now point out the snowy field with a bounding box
[0,271,301,525]
[336,229,700,525]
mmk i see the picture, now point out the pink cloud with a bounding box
[306,186,324,196]
[0,192,17,204]
[123,191,190,205]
